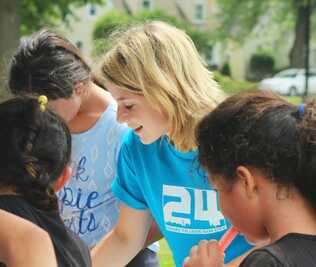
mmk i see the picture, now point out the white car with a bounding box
[258,68,316,96]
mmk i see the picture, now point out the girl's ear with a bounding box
[54,166,72,192]
[236,166,258,198]
[74,82,86,96]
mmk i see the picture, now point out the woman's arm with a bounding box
[0,210,57,267]
[92,204,152,267]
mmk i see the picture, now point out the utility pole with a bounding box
[303,0,312,101]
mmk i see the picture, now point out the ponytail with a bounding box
[295,100,316,210]
[0,97,71,211]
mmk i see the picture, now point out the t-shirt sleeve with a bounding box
[112,136,148,210]
[239,249,284,267]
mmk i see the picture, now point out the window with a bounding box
[205,45,213,65]
[89,4,97,16]
[143,0,151,9]
[275,70,298,78]
[195,3,204,21]
[308,71,316,77]
[76,41,83,50]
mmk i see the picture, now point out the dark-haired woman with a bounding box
[185,90,316,267]
[0,96,91,267]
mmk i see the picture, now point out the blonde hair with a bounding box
[102,21,225,151]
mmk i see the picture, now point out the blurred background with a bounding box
[1,0,316,103]
[0,0,315,265]
[1,0,315,105]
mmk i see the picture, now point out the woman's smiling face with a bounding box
[106,81,169,144]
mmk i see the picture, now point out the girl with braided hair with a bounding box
[0,96,91,267]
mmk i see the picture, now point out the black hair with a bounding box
[196,90,316,211]
[0,97,71,211]
[8,29,105,99]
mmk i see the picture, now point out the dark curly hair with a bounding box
[196,90,316,211]
[0,97,71,211]
[8,29,105,99]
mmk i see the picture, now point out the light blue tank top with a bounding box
[57,102,127,247]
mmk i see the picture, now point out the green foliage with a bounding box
[93,10,132,39]
[134,9,213,53]
[133,9,186,27]
[215,0,297,42]
[213,71,257,95]
[221,63,231,77]
[92,9,213,57]
[21,0,105,34]
[248,53,275,81]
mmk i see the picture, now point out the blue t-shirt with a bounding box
[113,130,252,267]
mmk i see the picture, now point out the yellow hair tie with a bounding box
[26,163,37,178]
[38,95,48,112]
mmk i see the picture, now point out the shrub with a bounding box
[247,53,275,81]
[92,9,213,57]
[221,63,231,77]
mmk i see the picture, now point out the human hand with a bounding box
[182,240,224,267]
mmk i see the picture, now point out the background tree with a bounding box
[92,9,212,58]
[216,0,315,68]
[0,0,104,99]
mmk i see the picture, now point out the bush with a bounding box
[247,53,275,81]
[93,11,132,40]
[221,63,231,77]
[92,11,132,57]
[92,9,213,57]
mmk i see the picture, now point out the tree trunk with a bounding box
[0,0,20,101]
[289,3,309,68]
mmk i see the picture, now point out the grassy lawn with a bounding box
[158,239,175,267]
[285,95,302,104]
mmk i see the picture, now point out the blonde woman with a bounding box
[92,21,252,267]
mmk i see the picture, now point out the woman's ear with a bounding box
[236,166,258,198]
[54,166,72,192]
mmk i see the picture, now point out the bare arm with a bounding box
[0,210,57,267]
[92,204,152,267]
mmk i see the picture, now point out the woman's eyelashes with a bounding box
[124,104,134,110]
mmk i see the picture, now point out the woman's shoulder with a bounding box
[240,248,284,267]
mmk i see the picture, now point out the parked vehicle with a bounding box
[258,68,316,96]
